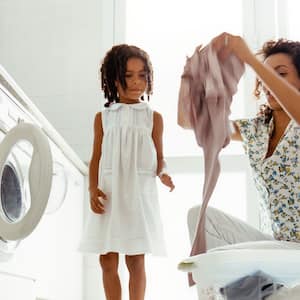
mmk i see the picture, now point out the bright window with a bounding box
[286,0,300,40]
[125,0,244,156]
[124,1,247,299]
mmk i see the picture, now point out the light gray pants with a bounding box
[188,205,274,250]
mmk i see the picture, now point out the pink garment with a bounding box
[178,43,244,284]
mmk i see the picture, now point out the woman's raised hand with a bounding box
[211,32,254,64]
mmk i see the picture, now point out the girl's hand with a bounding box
[90,188,107,214]
[159,174,175,192]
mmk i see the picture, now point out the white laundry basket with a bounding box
[178,205,300,299]
[179,244,300,299]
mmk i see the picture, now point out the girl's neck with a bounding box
[119,98,141,105]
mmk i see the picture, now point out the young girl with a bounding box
[79,44,175,300]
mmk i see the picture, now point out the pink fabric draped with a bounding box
[178,43,244,285]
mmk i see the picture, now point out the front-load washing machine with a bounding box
[0,66,88,300]
[0,122,53,300]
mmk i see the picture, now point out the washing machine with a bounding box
[0,65,88,300]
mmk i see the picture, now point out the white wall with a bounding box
[0,0,113,162]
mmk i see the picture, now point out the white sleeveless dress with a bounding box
[79,102,166,255]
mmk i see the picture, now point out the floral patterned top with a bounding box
[235,116,300,242]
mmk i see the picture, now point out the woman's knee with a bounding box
[188,205,218,238]
[99,252,119,273]
[187,205,231,248]
[125,254,145,274]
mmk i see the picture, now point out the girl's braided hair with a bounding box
[100,44,153,107]
[254,39,300,123]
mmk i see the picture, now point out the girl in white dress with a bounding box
[80,44,175,300]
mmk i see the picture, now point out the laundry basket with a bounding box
[179,244,300,299]
[178,206,300,299]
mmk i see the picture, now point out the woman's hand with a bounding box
[211,32,254,65]
[90,188,107,214]
[159,174,175,192]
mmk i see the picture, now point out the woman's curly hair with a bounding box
[99,44,153,107]
[254,39,300,122]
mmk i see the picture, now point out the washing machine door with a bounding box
[0,123,53,241]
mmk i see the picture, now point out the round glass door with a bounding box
[0,122,52,243]
[1,163,23,222]
[0,159,24,256]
